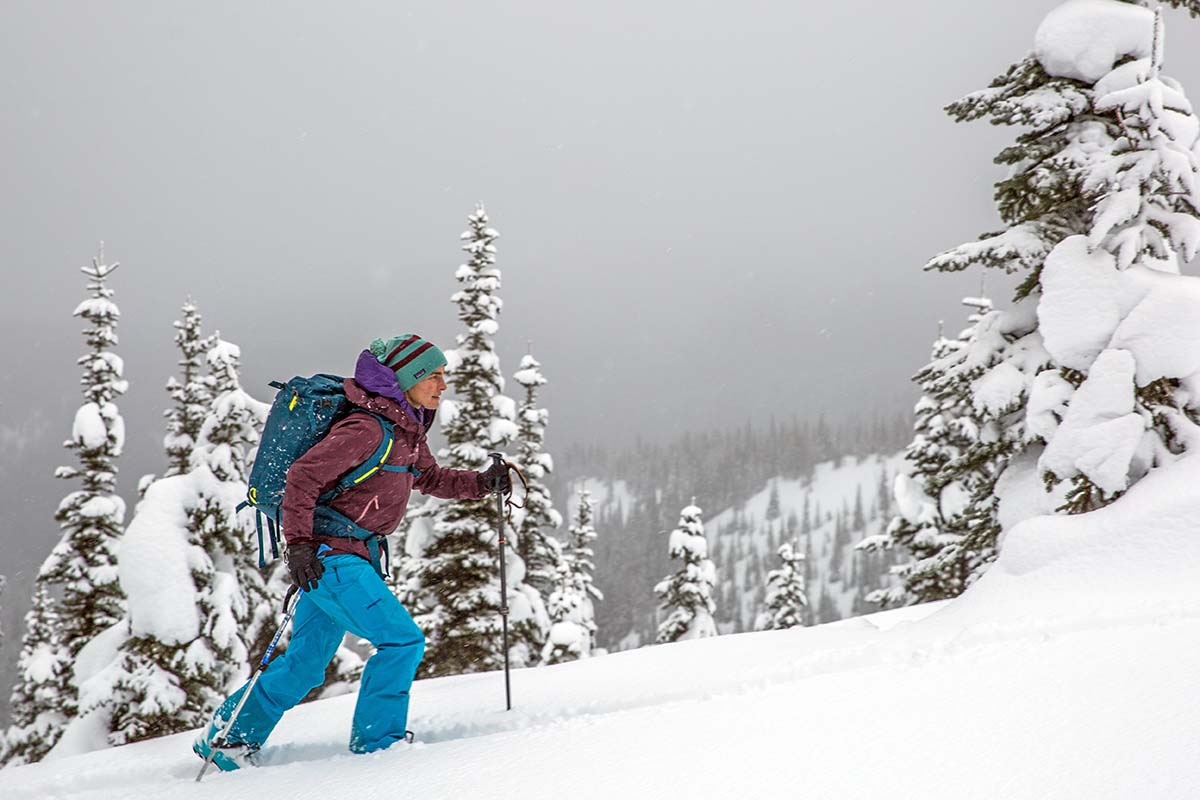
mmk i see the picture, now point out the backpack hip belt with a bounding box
[311,505,392,579]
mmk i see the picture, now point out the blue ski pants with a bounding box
[216,554,425,754]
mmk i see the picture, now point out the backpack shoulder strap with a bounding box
[317,412,419,503]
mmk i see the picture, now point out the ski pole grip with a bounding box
[487,452,506,493]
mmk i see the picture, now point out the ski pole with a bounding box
[195,584,300,782]
[487,452,513,712]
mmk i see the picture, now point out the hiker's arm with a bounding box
[282,415,381,544]
[412,438,489,500]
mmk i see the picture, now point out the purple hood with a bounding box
[354,349,433,427]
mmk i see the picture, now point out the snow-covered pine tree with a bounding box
[1034,6,1200,513]
[887,1,1200,604]
[406,207,533,677]
[42,247,129,658]
[191,338,275,673]
[655,501,718,644]
[541,542,586,665]
[563,489,603,655]
[6,247,131,762]
[539,490,604,664]
[860,298,998,606]
[108,337,271,745]
[765,481,782,523]
[911,21,1109,564]
[510,351,560,655]
[755,541,808,631]
[0,585,71,766]
[162,298,214,478]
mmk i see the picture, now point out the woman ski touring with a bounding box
[193,334,510,770]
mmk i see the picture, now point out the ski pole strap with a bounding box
[261,585,300,667]
[488,457,530,524]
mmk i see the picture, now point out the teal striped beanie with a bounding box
[369,334,448,391]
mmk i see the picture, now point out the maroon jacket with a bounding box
[281,379,486,561]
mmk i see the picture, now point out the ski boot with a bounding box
[192,716,261,771]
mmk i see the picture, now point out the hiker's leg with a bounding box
[311,556,425,754]
[218,582,345,746]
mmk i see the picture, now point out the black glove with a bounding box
[287,542,324,592]
[478,461,512,494]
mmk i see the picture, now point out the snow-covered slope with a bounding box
[4,455,1200,798]
[707,453,905,631]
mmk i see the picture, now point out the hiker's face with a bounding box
[406,367,447,410]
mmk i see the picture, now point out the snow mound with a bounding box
[119,475,201,644]
[1034,0,1154,84]
[934,453,1200,635]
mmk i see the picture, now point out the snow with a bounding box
[491,394,516,422]
[72,297,120,320]
[1109,272,1200,386]
[894,472,935,525]
[1025,368,1075,442]
[512,368,542,386]
[709,453,905,627]
[1038,348,1143,494]
[568,478,635,524]
[970,361,1025,416]
[1037,236,1120,371]
[5,456,1200,797]
[119,474,201,644]
[994,447,1060,535]
[46,619,131,762]
[206,339,241,366]
[1034,0,1153,84]
[487,418,520,445]
[938,480,970,520]
[1095,60,1199,148]
[76,495,121,519]
[72,403,109,449]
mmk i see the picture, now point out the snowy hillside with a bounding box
[574,453,905,644]
[7,454,1199,799]
[706,453,905,631]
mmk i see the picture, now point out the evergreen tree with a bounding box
[765,481,781,521]
[815,584,838,624]
[655,501,717,644]
[162,299,214,478]
[1,586,71,766]
[875,3,1200,605]
[755,542,808,631]
[860,300,997,606]
[109,337,271,745]
[196,338,275,652]
[541,542,586,665]
[9,247,130,762]
[829,507,848,581]
[564,489,602,651]
[406,207,534,677]
[510,351,559,655]
[42,247,129,657]
[1038,8,1200,513]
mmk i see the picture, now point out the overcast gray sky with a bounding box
[2,1,1199,606]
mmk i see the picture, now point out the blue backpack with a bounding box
[240,374,420,574]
